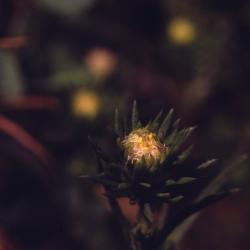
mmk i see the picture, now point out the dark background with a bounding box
[0,0,250,249]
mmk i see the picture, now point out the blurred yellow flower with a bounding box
[122,128,168,169]
[84,48,117,79]
[72,90,100,119]
[168,18,196,45]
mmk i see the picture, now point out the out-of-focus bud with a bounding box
[84,48,117,79]
[168,17,196,45]
[122,128,168,169]
[72,90,100,119]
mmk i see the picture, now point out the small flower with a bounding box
[72,89,100,119]
[84,47,117,79]
[122,128,168,169]
[168,17,196,45]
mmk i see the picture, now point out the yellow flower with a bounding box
[72,90,100,119]
[168,18,196,45]
[122,128,168,169]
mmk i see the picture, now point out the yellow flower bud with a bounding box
[122,128,168,169]
[72,90,100,119]
[168,18,196,45]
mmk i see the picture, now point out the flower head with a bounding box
[168,17,196,45]
[72,90,100,119]
[122,128,168,169]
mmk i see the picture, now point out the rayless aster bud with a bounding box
[122,128,168,169]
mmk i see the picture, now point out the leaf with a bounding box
[173,127,196,152]
[195,155,247,202]
[169,196,184,203]
[173,118,181,130]
[164,129,178,146]
[114,108,120,136]
[165,179,177,186]
[164,118,181,146]
[132,100,139,130]
[197,159,217,170]
[176,177,196,185]
[149,110,163,132]
[139,182,152,188]
[158,109,174,140]
[157,192,171,198]
[174,145,194,165]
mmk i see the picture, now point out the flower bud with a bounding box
[122,128,168,169]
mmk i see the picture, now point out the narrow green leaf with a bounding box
[165,179,177,186]
[150,110,163,132]
[197,159,217,170]
[164,118,181,147]
[157,192,171,198]
[176,177,196,185]
[169,195,184,203]
[173,118,181,130]
[132,100,139,130]
[164,129,177,146]
[114,108,120,135]
[139,182,152,188]
[173,127,196,152]
[158,109,174,140]
[174,145,194,165]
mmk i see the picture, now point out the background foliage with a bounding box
[0,0,250,249]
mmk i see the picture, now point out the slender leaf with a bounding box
[114,108,120,136]
[176,177,196,185]
[173,127,196,152]
[132,100,139,130]
[158,109,174,140]
[165,179,177,186]
[157,192,171,198]
[197,159,217,170]
[150,110,163,132]
[139,182,152,188]
[169,195,184,203]
[174,145,194,165]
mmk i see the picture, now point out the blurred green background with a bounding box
[0,0,250,249]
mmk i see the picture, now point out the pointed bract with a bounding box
[173,127,196,152]
[158,109,174,140]
[174,145,194,165]
[165,179,177,186]
[197,159,217,169]
[169,195,184,203]
[149,110,163,132]
[157,192,171,198]
[132,100,139,130]
[114,108,120,136]
[139,182,152,188]
[176,177,196,185]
